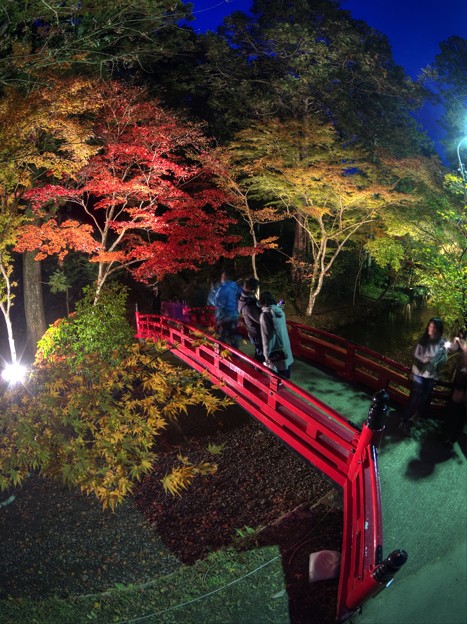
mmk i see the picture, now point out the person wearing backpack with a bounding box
[238,277,264,362]
[259,291,294,379]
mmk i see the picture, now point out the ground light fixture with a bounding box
[1,362,28,384]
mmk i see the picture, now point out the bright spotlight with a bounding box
[1,362,28,384]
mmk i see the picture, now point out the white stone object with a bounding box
[308,550,341,583]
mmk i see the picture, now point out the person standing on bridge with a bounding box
[212,270,241,349]
[399,317,448,436]
[238,277,264,362]
[442,330,467,449]
[259,291,294,379]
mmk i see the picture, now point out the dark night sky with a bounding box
[187,0,467,159]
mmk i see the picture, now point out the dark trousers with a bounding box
[247,331,264,362]
[218,320,239,349]
[403,375,436,422]
[443,400,466,443]
[278,366,291,380]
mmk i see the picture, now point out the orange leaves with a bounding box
[21,80,246,287]
[0,76,98,183]
[16,219,99,261]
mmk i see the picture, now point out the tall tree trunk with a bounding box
[23,251,47,355]
[292,213,308,281]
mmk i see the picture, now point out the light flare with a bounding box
[1,362,28,384]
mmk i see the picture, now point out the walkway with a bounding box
[137,309,466,623]
[287,352,467,624]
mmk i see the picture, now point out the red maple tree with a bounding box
[18,82,248,300]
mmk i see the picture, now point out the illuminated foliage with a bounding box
[162,454,218,497]
[0,336,230,510]
[205,148,282,279]
[0,75,99,360]
[412,181,466,328]
[364,159,466,328]
[227,117,420,315]
[36,282,134,367]
[18,81,249,301]
[0,282,229,509]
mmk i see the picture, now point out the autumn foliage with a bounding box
[0,286,229,509]
[18,81,250,297]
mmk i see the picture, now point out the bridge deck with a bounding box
[137,310,466,624]
[263,344,467,624]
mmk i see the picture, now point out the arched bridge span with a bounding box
[135,309,442,621]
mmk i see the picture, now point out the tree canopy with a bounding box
[17,81,250,299]
[0,0,193,87]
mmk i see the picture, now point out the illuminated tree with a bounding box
[18,81,247,302]
[0,285,229,509]
[0,0,199,350]
[363,157,466,328]
[204,149,282,280]
[227,117,423,315]
[0,76,98,359]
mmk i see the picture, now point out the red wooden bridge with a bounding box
[135,306,451,622]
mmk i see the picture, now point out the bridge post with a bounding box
[135,304,141,338]
[365,388,389,449]
[343,343,356,381]
[348,389,389,477]
[373,549,408,584]
[344,549,408,615]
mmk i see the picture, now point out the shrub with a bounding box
[36,283,134,366]
[0,341,230,509]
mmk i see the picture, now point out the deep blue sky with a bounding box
[187,1,467,158]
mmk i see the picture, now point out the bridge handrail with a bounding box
[285,319,451,407]
[135,311,401,621]
[182,306,451,409]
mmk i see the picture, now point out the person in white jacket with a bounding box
[259,291,294,379]
[399,317,448,436]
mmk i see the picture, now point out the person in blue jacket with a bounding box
[213,270,241,348]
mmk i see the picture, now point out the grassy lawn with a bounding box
[0,546,288,624]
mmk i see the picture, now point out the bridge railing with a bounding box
[135,311,407,622]
[180,305,451,411]
[286,321,451,411]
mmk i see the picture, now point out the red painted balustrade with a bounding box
[135,310,411,622]
[180,305,451,412]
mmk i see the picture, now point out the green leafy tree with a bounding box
[0,0,193,87]
[226,117,423,315]
[48,252,98,315]
[432,36,467,166]
[364,158,466,328]
[186,0,431,154]
[35,283,134,367]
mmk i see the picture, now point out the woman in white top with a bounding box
[400,317,447,435]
